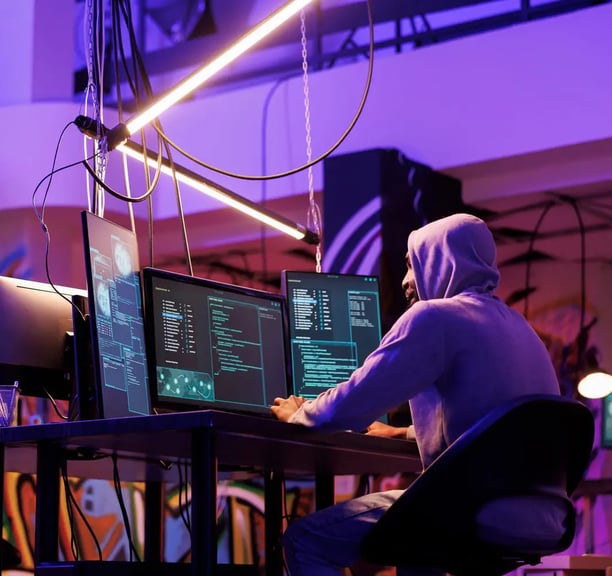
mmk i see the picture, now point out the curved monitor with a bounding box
[0,276,86,399]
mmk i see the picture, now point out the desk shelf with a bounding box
[518,555,612,576]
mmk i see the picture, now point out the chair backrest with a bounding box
[360,394,595,576]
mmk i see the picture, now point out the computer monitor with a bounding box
[142,267,290,416]
[0,276,87,400]
[81,211,152,419]
[282,270,383,400]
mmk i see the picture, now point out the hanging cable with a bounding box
[111,0,136,233]
[110,0,193,272]
[300,8,323,273]
[112,453,141,562]
[30,122,90,322]
[177,459,192,534]
[152,0,375,183]
[61,462,103,561]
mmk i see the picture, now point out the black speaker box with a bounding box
[323,148,464,330]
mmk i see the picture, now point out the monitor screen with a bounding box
[0,276,87,400]
[81,211,152,419]
[142,267,290,416]
[282,270,383,400]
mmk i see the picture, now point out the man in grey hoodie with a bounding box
[271,213,563,576]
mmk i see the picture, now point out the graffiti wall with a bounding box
[2,472,319,574]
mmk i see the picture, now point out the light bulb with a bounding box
[577,371,612,399]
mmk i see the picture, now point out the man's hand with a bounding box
[366,421,416,440]
[271,395,305,422]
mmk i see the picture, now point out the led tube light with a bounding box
[107,0,313,148]
[119,141,319,244]
[577,371,612,399]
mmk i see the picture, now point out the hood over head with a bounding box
[407,213,500,301]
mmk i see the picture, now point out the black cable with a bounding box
[30,123,90,324]
[176,459,192,534]
[43,386,69,421]
[61,461,104,560]
[112,0,321,276]
[118,0,151,106]
[163,144,194,276]
[81,0,373,274]
[111,453,141,562]
[152,0,376,183]
[109,0,193,274]
[575,198,612,224]
[280,478,306,575]
[32,122,76,225]
[81,158,159,203]
[61,461,79,560]
[117,0,160,272]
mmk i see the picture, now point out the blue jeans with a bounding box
[283,490,442,576]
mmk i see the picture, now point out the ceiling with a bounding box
[77,0,612,96]
[82,0,612,298]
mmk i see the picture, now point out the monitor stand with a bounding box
[69,295,100,421]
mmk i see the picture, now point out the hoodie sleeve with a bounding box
[288,302,445,432]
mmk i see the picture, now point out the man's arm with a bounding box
[271,395,305,421]
[366,421,416,440]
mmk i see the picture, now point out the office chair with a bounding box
[360,394,595,576]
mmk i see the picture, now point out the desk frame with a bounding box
[0,410,422,576]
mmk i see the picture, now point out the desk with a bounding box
[0,410,421,576]
[517,554,612,576]
[573,479,612,554]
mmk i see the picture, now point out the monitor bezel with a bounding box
[281,269,383,398]
[81,210,152,419]
[142,266,292,417]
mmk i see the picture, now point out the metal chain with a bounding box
[85,0,100,125]
[85,0,108,215]
[300,9,323,272]
[95,1,108,216]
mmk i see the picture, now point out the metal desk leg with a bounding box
[583,494,594,554]
[265,470,284,576]
[315,474,335,510]
[35,441,62,564]
[144,480,164,563]
[191,427,216,576]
